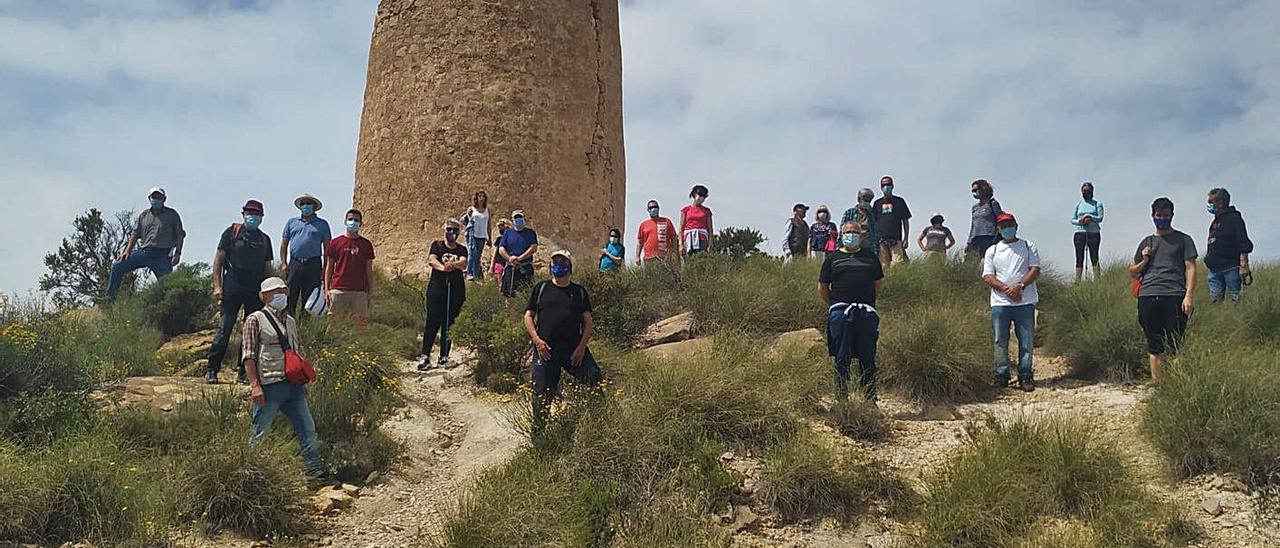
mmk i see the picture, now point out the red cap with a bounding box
[995,212,1017,224]
[242,200,264,214]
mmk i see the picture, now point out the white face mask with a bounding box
[267,293,287,311]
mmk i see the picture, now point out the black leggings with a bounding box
[1073,232,1101,268]
[422,289,464,357]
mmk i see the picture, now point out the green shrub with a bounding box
[107,390,244,456]
[0,317,95,443]
[1143,333,1280,485]
[681,253,823,334]
[878,258,988,312]
[1041,264,1147,380]
[0,435,169,545]
[758,429,913,523]
[129,262,215,337]
[576,269,670,346]
[175,429,309,537]
[613,497,732,547]
[1239,264,1280,344]
[75,304,166,378]
[368,270,426,331]
[452,282,530,390]
[878,302,991,403]
[921,416,1181,548]
[830,399,890,441]
[714,226,766,260]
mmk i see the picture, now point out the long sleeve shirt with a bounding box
[1070,200,1104,233]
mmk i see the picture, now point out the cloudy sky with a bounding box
[1,0,1276,296]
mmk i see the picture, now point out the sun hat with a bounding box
[293,194,323,211]
[260,277,288,293]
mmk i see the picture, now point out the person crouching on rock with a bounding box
[818,221,884,403]
[243,276,325,478]
[524,250,602,436]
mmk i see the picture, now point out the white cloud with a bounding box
[1,0,1277,296]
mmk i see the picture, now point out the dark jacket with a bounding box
[1205,207,1253,271]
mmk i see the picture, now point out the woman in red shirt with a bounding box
[679,184,714,255]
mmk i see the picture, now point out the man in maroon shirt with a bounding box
[324,209,376,327]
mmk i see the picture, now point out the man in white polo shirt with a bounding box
[981,212,1042,392]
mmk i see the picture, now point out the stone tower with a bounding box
[352,0,626,275]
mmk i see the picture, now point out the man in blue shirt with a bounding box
[498,209,539,297]
[280,194,331,317]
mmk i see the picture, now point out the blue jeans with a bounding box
[466,236,487,279]
[826,304,879,401]
[992,304,1036,382]
[1208,266,1242,303]
[106,247,173,298]
[251,381,323,475]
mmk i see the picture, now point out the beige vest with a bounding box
[249,309,299,385]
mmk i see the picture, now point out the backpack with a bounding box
[532,281,587,310]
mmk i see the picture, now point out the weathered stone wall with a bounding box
[353,0,625,275]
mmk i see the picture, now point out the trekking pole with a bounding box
[443,277,451,362]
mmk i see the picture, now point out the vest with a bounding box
[248,309,297,385]
[787,217,809,251]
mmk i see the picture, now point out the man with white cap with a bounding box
[242,276,325,478]
[280,194,331,317]
[497,209,539,297]
[524,250,601,435]
[206,199,273,384]
[107,187,186,299]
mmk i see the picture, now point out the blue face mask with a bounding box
[1000,226,1018,240]
[550,261,572,278]
[243,214,263,230]
[300,204,315,216]
[1153,217,1172,230]
[842,233,861,249]
[268,293,288,310]
[610,236,620,244]
[1206,203,1217,215]
[882,185,894,196]
[514,218,526,230]
[346,220,361,233]
[648,207,660,218]
[149,199,165,209]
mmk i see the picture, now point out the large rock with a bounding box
[637,312,696,348]
[642,338,713,361]
[353,0,626,275]
[773,328,824,351]
[156,329,217,358]
[92,376,247,413]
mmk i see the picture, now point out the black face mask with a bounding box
[1083,191,1094,200]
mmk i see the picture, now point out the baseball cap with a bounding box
[148,187,166,198]
[793,203,809,211]
[995,213,1017,224]
[242,200,264,214]
[550,249,572,261]
[512,209,525,218]
[260,277,288,293]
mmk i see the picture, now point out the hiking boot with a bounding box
[993,375,1010,389]
[437,355,450,367]
[417,356,433,372]
[1019,379,1036,392]
[205,370,219,384]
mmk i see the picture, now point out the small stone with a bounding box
[1223,478,1249,493]
[440,437,453,449]
[341,484,362,497]
[730,506,759,532]
[159,403,174,412]
[432,449,445,456]
[720,451,735,461]
[1200,497,1223,516]
[365,471,382,485]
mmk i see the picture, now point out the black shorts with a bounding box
[1073,232,1101,268]
[1137,296,1188,355]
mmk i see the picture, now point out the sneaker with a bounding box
[437,355,450,366]
[1019,379,1036,392]
[205,370,219,384]
[993,375,1010,389]
[417,357,433,372]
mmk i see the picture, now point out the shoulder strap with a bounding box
[258,311,291,351]
[231,222,243,240]
[534,281,548,309]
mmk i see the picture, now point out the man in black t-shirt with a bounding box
[818,221,884,402]
[524,250,602,434]
[419,220,468,371]
[871,175,912,270]
[207,200,274,384]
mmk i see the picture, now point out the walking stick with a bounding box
[442,277,451,362]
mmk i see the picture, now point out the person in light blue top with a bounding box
[1070,181,1104,282]
[599,228,625,273]
[280,194,332,316]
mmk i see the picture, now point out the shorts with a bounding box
[329,289,370,317]
[1137,295,1187,355]
[1073,232,1101,268]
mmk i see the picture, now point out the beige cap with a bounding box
[260,277,288,293]
[550,249,572,261]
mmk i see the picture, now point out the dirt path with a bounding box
[735,355,1280,548]
[313,358,523,547]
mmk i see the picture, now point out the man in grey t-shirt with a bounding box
[1129,197,1197,381]
[107,187,186,299]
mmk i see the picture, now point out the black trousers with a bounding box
[1137,296,1188,355]
[1073,232,1101,268]
[501,262,534,297]
[422,288,465,357]
[207,288,263,374]
[286,257,323,317]
[531,345,602,434]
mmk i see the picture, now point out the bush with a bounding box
[877,258,988,312]
[0,316,96,443]
[681,254,823,334]
[613,497,732,547]
[368,270,426,331]
[714,226,766,260]
[1041,264,1147,380]
[830,399,891,441]
[175,429,309,537]
[75,304,166,378]
[129,262,215,337]
[758,429,913,523]
[0,435,169,545]
[878,302,992,403]
[920,416,1183,548]
[452,282,530,391]
[576,269,672,346]
[1143,333,1280,485]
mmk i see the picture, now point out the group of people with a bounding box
[815,179,1253,403]
[102,178,1254,477]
